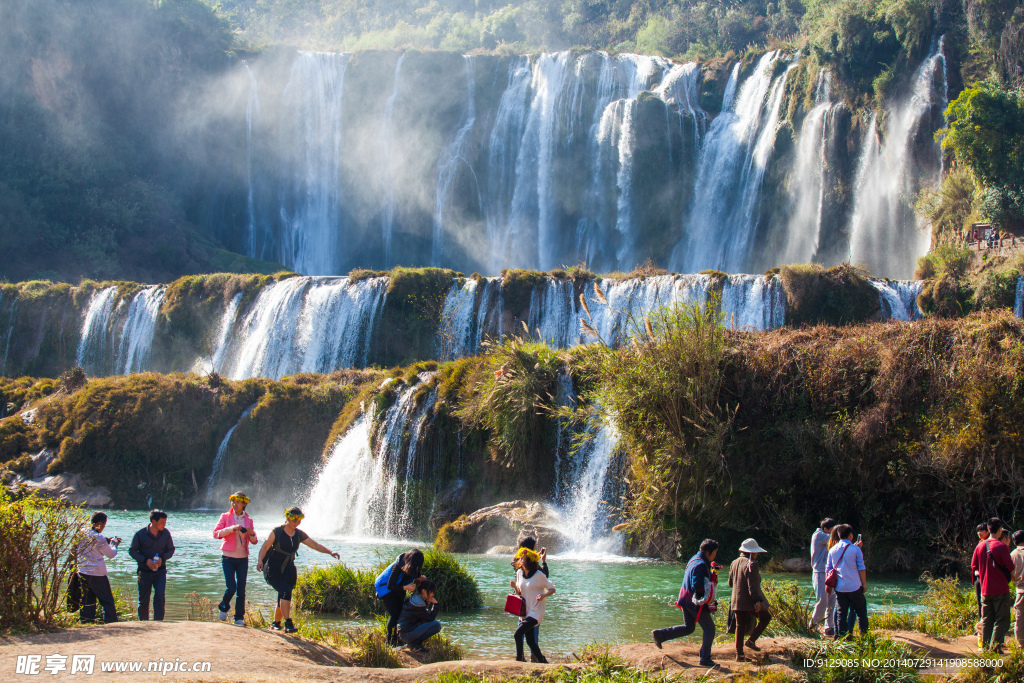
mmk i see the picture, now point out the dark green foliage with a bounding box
[914,244,974,280]
[420,547,483,611]
[500,269,547,317]
[779,263,880,326]
[382,268,460,367]
[972,269,1019,310]
[945,87,1024,192]
[918,273,973,317]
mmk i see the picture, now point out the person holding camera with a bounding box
[128,510,175,621]
[213,491,258,625]
[76,512,121,623]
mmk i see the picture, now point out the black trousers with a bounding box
[137,571,166,621]
[514,616,546,662]
[381,590,405,646]
[837,588,869,637]
[80,574,118,623]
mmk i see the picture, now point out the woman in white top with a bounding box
[77,512,121,623]
[509,548,555,663]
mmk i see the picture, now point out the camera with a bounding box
[239,527,248,533]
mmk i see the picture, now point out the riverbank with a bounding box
[0,620,982,681]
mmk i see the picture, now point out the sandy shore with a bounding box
[0,621,980,681]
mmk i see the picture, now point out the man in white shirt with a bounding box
[77,512,121,623]
[1010,530,1024,647]
[809,518,837,636]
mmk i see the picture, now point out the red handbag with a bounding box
[504,593,526,617]
[825,544,850,590]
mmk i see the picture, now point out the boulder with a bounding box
[436,501,568,554]
[31,448,57,479]
[780,557,813,573]
[429,479,471,531]
[22,473,112,508]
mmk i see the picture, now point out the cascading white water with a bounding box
[676,52,795,273]
[205,403,257,506]
[432,56,478,266]
[117,287,165,374]
[380,54,405,267]
[279,52,349,275]
[720,275,787,330]
[872,280,924,321]
[783,72,833,265]
[76,287,118,374]
[216,276,387,380]
[849,38,947,279]
[555,417,623,554]
[305,374,437,539]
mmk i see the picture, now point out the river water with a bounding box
[96,511,926,659]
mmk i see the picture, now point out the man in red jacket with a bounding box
[971,518,1016,652]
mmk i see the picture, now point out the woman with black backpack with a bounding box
[255,507,339,633]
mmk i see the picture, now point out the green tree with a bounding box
[943,87,1024,189]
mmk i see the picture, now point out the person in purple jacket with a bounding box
[651,539,719,668]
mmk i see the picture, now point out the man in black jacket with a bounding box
[128,510,175,621]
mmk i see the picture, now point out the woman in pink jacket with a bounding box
[212,491,258,625]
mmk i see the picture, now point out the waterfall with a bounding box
[243,62,260,258]
[116,287,165,374]
[1,295,16,377]
[380,54,405,267]
[205,403,257,506]
[278,52,349,275]
[676,52,795,273]
[872,280,924,321]
[208,292,243,374]
[217,276,387,380]
[76,288,118,373]
[849,38,947,279]
[432,56,478,266]
[305,374,437,539]
[555,417,623,555]
[783,72,833,264]
[720,275,786,330]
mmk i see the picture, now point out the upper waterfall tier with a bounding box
[0,272,927,380]
[212,48,948,280]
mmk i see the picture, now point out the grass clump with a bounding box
[873,574,976,637]
[293,563,378,615]
[795,633,923,683]
[779,263,880,326]
[421,547,483,611]
[344,618,404,668]
[762,579,815,638]
[500,269,547,316]
[349,268,387,282]
[952,642,1024,682]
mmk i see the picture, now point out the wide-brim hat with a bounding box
[739,538,767,554]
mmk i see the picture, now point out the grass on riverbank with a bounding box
[872,575,977,638]
[294,548,482,615]
[794,633,924,683]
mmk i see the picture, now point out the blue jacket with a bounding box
[676,551,711,610]
[374,553,420,597]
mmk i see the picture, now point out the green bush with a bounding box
[915,245,975,281]
[874,574,976,638]
[293,563,378,616]
[421,547,483,611]
[917,274,973,318]
[973,270,1019,311]
[779,264,880,326]
[762,579,815,638]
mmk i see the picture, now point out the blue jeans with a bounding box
[137,571,166,621]
[654,605,716,662]
[399,620,442,648]
[219,556,248,621]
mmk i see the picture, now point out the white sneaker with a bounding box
[234,619,245,626]
[218,610,228,622]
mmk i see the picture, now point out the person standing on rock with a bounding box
[509,547,555,663]
[213,491,258,625]
[729,538,772,662]
[256,507,340,633]
[128,510,175,621]
[809,518,838,636]
[514,537,549,661]
[76,511,121,623]
[652,539,719,668]
[972,518,1015,652]
[374,548,425,647]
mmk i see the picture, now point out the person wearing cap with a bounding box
[729,538,772,661]
[212,492,258,625]
[256,506,340,633]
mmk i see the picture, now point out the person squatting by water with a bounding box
[212,491,257,626]
[826,524,868,639]
[808,518,837,636]
[397,578,442,652]
[375,548,425,647]
[513,537,549,662]
[972,517,1015,652]
[75,511,121,623]
[728,538,772,662]
[257,506,340,633]
[651,539,720,668]
[128,510,175,621]
[510,547,555,663]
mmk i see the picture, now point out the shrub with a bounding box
[345,617,403,668]
[0,490,86,629]
[293,563,378,615]
[874,574,976,638]
[779,264,880,326]
[918,274,973,317]
[915,245,975,281]
[421,547,483,611]
[762,579,814,637]
[973,270,1019,310]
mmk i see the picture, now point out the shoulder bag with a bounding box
[824,544,850,590]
